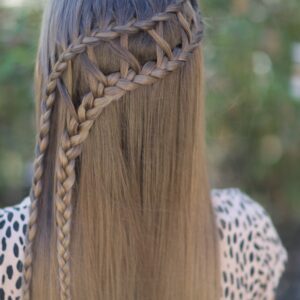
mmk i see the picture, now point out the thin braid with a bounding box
[55,94,92,300]
[155,22,165,67]
[22,60,68,300]
[120,34,129,77]
[23,1,203,299]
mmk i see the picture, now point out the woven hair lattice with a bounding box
[22,1,204,299]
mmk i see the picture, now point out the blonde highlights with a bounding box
[23,0,220,299]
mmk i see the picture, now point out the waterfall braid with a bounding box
[23,0,220,299]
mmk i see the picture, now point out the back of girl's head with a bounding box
[23,1,220,299]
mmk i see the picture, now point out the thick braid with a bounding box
[22,1,202,299]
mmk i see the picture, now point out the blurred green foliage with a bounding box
[0,5,41,205]
[202,0,300,223]
[0,0,299,224]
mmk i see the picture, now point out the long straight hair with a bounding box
[23,0,220,299]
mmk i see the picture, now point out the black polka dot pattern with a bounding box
[0,198,29,300]
[212,188,288,300]
[0,189,288,299]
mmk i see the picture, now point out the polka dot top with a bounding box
[0,188,287,300]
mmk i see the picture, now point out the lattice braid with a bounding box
[23,0,203,299]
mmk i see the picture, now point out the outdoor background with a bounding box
[0,0,299,298]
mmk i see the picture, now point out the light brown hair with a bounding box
[22,0,220,299]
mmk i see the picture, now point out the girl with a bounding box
[0,0,287,299]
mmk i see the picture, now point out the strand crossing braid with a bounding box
[22,0,204,299]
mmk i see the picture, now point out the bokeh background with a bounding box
[0,0,299,298]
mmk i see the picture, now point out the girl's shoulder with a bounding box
[0,191,288,299]
[0,197,30,298]
[211,188,288,299]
